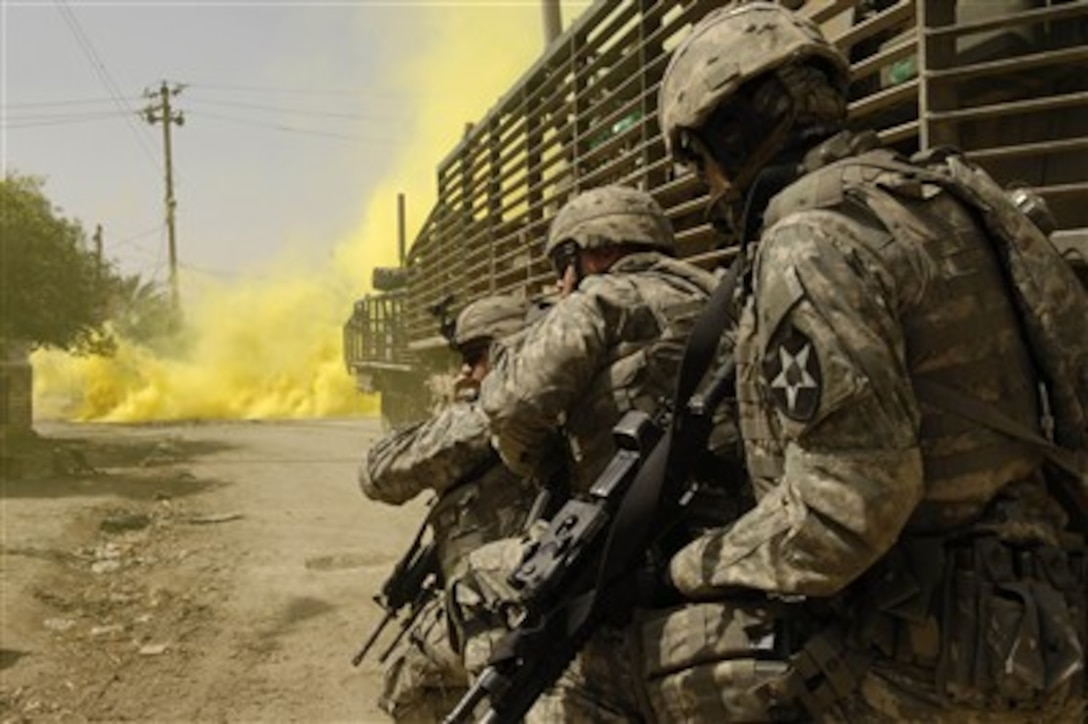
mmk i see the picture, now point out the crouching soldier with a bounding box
[654,3,1087,722]
[358,294,538,722]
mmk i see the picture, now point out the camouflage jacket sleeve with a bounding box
[479,290,610,478]
[670,211,925,598]
[358,400,495,505]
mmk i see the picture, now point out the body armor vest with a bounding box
[431,457,534,582]
[564,253,717,491]
[738,142,1043,530]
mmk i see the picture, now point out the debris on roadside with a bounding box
[99,512,152,534]
[51,446,102,477]
[182,512,243,525]
[89,624,125,639]
[42,617,76,633]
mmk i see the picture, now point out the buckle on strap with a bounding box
[764,627,871,719]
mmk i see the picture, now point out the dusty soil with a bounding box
[1,418,426,723]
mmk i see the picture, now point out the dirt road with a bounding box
[1,418,427,723]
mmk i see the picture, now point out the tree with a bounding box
[107,273,179,349]
[0,173,118,355]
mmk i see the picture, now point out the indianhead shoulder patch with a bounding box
[763,327,821,422]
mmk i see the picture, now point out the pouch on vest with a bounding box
[936,536,1086,709]
[637,601,794,722]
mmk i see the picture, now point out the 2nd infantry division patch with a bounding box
[763,327,822,422]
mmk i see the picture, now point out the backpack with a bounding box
[853,148,1088,521]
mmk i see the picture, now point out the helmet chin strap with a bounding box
[702,108,797,244]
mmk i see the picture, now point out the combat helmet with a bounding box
[544,185,675,260]
[658,1,849,168]
[453,294,528,349]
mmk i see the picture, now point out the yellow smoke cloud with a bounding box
[33,270,368,421]
[33,3,586,423]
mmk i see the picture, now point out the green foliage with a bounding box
[107,273,180,349]
[0,173,118,355]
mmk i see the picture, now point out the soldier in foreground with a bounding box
[656,2,1087,721]
[476,185,734,721]
[358,295,536,722]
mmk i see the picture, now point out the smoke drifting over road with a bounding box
[32,4,556,422]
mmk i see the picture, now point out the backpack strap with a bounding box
[913,377,1088,527]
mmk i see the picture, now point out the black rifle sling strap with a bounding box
[469,261,745,724]
[597,254,744,591]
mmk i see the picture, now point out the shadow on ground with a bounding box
[0,649,30,671]
[1,430,233,501]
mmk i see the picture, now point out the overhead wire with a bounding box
[52,0,161,176]
[109,223,166,252]
[3,96,144,109]
[186,81,403,98]
[188,109,393,143]
[183,97,406,122]
[2,109,137,129]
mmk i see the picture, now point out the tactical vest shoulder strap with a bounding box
[763,148,902,228]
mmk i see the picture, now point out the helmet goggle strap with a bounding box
[549,239,583,285]
[678,129,740,235]
[682,102,797,242]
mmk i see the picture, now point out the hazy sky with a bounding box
[2,0,585,293]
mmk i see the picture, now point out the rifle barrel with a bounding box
[351,609,394,667]
[442,666,501,724]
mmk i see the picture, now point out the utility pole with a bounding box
[143,81,185,313]
[93,224,103,287]
[541,0,561,46]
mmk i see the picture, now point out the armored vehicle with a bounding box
[344,0,1088,425]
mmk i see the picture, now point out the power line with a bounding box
[53,0,161,176]
[110,223,166,251]
[184,97,406,122]
[1,110,136,129]
[2,96,144,109]
[187,81,404,98]
[190,109,394,143]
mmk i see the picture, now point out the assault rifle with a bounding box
[443,362,736,723]
[352,451,504,667]
[351,512,440,666]
[443,257,744,724]
[442,408,660,723]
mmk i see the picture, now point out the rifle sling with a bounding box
[598,255,744,591]
[468,264,744,722]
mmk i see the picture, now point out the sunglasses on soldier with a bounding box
[460,343,489,368]
[549,239,581,279]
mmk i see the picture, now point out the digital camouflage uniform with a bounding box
[358,296,536,723]
[477,185,727,723]
[658,3,1086,722]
